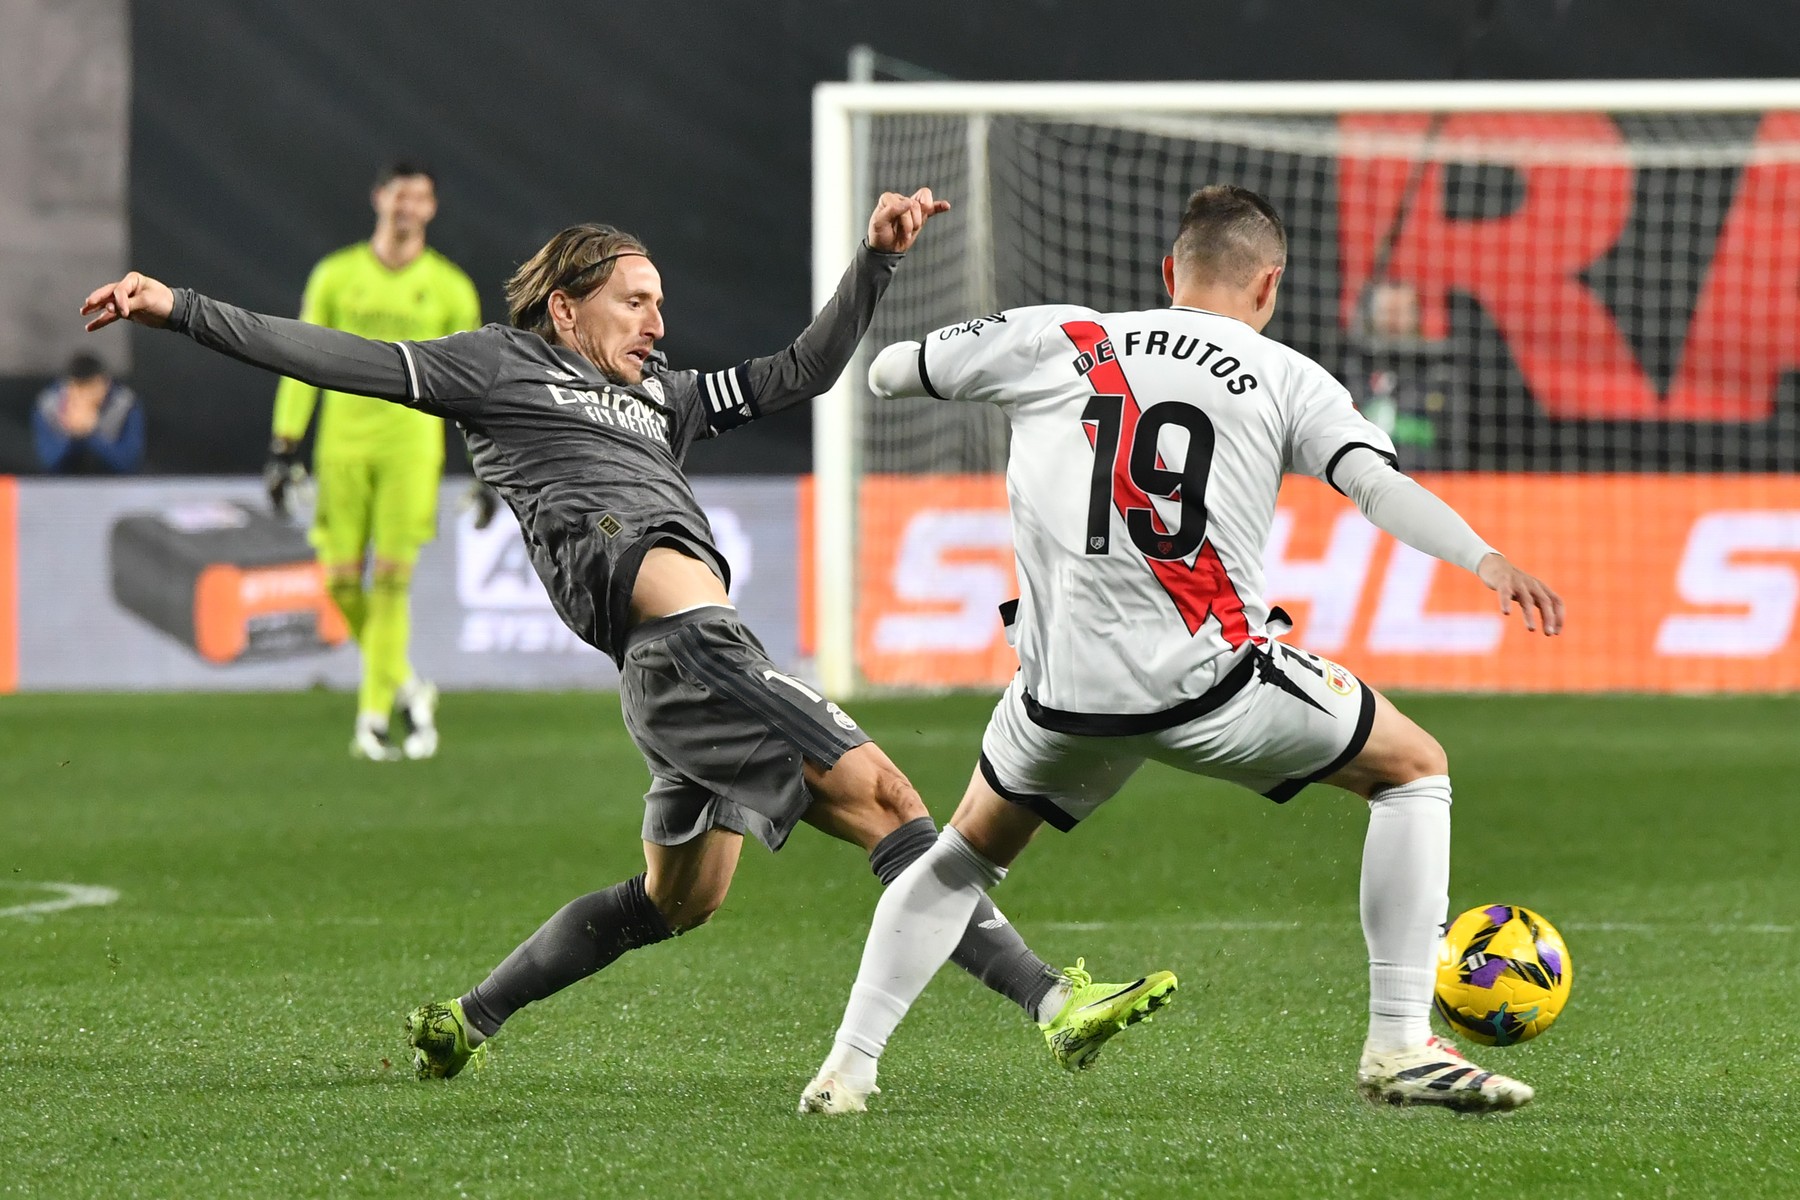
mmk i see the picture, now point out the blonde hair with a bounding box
[505,223,650,339]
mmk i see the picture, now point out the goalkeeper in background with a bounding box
[268,160,481,761]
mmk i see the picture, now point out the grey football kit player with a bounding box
[802,186,1564,1115]
[82,189,1174,1082]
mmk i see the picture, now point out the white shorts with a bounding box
[978,644,1375,831]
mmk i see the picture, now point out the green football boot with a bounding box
[1039,958,1178,1072]
[404,998,488,1080]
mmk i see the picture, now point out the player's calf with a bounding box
[445,873,677,1058]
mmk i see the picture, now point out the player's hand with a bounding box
[1477,553,1564,636]
[461,480,501,530]
[264,438,309,520]
[867,188,951,254]
[80,272,175,332]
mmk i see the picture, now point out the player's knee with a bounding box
[647,877,727,933]
[372,559,413,591]
[869,760,928,826]
[324,560,363,588]
[665,897,722,934]
[1391,731,1449,784]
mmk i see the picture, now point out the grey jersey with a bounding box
[398,326,736,659]
[169,243,904,662]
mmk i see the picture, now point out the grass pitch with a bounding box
[3,691,1798,1198]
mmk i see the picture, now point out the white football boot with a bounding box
[1356,1035,1534,1111]
[397,678,439,761]
[350,714,402,762]
[797,1074,878,1116]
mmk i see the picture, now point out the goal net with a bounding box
[811,82,1800,696]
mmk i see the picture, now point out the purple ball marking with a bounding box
[1470,958,1510,988]
[1483,904,1513,927]
[1538,942,1563,980]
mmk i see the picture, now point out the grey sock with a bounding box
[868,816,1061,1020]
[459,873,672,1038]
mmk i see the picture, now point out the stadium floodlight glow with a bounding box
[812,79,1800,698]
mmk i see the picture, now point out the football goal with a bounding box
[811,80,1800,696]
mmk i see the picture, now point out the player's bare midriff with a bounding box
[629,544,732,623]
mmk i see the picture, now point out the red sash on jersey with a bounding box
[1063,320,1250,646]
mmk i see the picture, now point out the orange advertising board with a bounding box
[845,473,1800,693]
[0,477,15,693]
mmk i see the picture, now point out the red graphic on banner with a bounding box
[1666,112,1800,421]
[1339,112,1654,420]
[1339,111,1800,424]
[1063,320,1249,644]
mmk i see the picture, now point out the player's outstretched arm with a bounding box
[82,271,414,403]
[1333,448,1564,636]
[723,189,950,425]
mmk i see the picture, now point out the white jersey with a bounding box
[915,303,1396,722]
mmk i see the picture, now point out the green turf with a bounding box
[2,691,1797,1198]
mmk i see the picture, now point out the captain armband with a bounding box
[698,365,758,433]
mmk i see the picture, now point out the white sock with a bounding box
[1035,978,1072,1026]
[1361,774,1452,1053]
[825,827,1005,1086]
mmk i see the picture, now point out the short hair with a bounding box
[505,223,651,339]
[64,351,107,381]
[1173,185,1287,287]
[374,159,436,189]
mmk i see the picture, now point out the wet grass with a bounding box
[3,692,1797,1197]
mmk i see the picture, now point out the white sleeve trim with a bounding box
[395,341,421,401]
[1332,447,1496,574]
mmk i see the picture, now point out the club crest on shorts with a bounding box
[1325,661,1356,696]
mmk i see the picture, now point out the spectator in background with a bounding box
[34,352,145,473]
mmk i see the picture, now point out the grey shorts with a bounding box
[618,606,870,851]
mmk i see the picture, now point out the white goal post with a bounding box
[811,79,1800,698]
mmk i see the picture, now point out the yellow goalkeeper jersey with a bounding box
[272,242,481,462]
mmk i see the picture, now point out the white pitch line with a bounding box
[1045,919,1794,935]
[1565,921,1794,935]
[1047,920,1304,933]
[0,882,120,920]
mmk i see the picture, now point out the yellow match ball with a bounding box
[1434,904,1573,1046]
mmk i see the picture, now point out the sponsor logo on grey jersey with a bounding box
[545,383,670,444]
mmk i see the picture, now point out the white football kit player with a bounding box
[805,295,1542,1119]
[873,303,1497,827]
